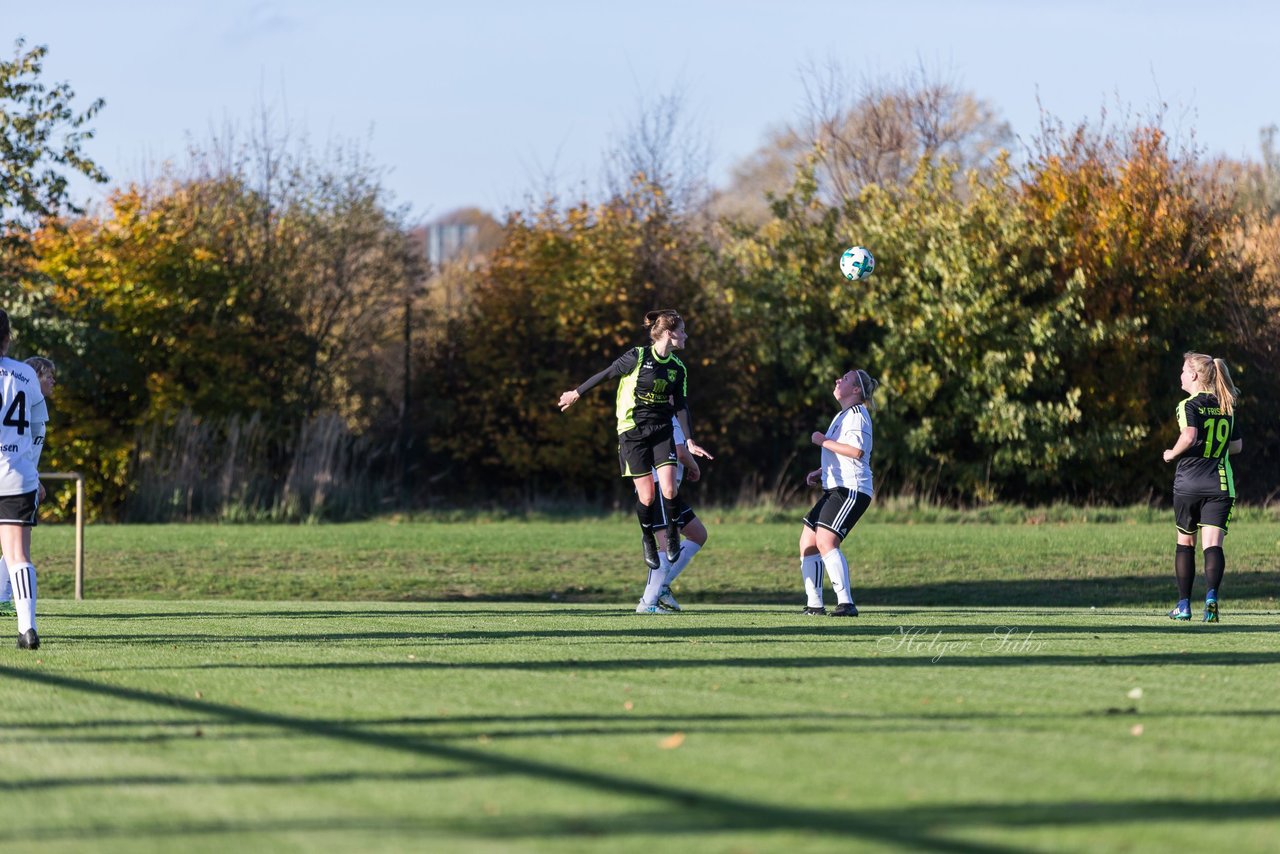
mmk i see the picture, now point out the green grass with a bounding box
[32,516,1280,608]
[4,602,1280,852]
[6,518,1280,851]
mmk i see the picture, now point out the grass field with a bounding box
[4,517,1280,851]
[25,514,1280,607]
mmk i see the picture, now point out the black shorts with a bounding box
[0,490,39,527]
[618,423,678,478]
[1174,493,1234,535]
[648,495,696,532]
[803,488,871,541]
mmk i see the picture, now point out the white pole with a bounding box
[39,472,86,600]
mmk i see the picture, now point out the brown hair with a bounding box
[0,309,9,356]
[1184,351,1238,416]
[854,369,880,411]
[643,309,683,343]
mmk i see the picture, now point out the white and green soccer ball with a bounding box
[839,246,875,281]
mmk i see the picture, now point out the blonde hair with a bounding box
[1184,351,1238,416]
[643,309,683,343]
[24,356,56,381]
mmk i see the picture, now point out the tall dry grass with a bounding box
[127,410,388,522]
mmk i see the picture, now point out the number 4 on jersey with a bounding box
[2,391,28,435]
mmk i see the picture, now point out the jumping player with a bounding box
[558,309,710,575]
[636,416,712,613]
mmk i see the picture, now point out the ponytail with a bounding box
[855,369,880,412]
[1212,358,1238,416]
[1184,351,1238,416]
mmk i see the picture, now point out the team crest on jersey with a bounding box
[667,369,678,382]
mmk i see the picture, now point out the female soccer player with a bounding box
[0,314,49,649]
[636,415,713,614]
[1162,351,1241,622]
[558,309,710,573]
[798,368,878,617]
[0,356,55,619]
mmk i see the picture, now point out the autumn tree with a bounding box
[24,116,421,518]
[25,180,311,515]
[1019,119,1245,497]
[421,177,725,502]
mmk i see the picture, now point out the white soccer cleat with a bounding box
[636,601,669,614]
[656,585,681,612]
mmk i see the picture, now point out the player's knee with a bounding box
[816,532,841,554]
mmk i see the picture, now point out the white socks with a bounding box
[0,556,9,603]
[8,561,37,633]
[663,541,701,586]
[640,563,666,607]
[801,554,824,608]
[641,540,704,606]
[821,550,854,605]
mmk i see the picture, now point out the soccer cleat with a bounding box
[665,536,682,564]
[1168,605,1191,621]
[657,585,681,612]
[641,531,660,570]
[0,600,15,617]
[1203,600,1219,623]
[635,602,670,614]
[16,628,39,650]
[801,605,827,616]
[829,602,859,618]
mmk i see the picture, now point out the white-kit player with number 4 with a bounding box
[797,368,879,617]
[0,356,55,620]
[0,310,48,650]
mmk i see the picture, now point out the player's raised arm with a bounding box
[557,350,638,413]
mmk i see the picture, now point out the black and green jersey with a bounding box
[576,345,688,435]
[1172,392,1238,497]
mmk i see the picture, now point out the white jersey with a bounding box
[0,356,47,495]
[651,417,686,486]
[820,404,873,495]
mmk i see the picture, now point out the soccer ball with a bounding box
[839,246,875,281]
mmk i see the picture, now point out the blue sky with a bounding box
[5,0,1278,221]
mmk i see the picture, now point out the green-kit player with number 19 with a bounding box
[1162,351,1241,623]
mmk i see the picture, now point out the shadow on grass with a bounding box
[15,707,1280,750]
[49,568,1280,609]
[709,570,1280,608]
[48,615,1280,652]
[3,663,1279,851]
[0,768,486,792]
[7,800,1280,850]
[38,642,1280,670]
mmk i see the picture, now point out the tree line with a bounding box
[4,41,1278,519]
